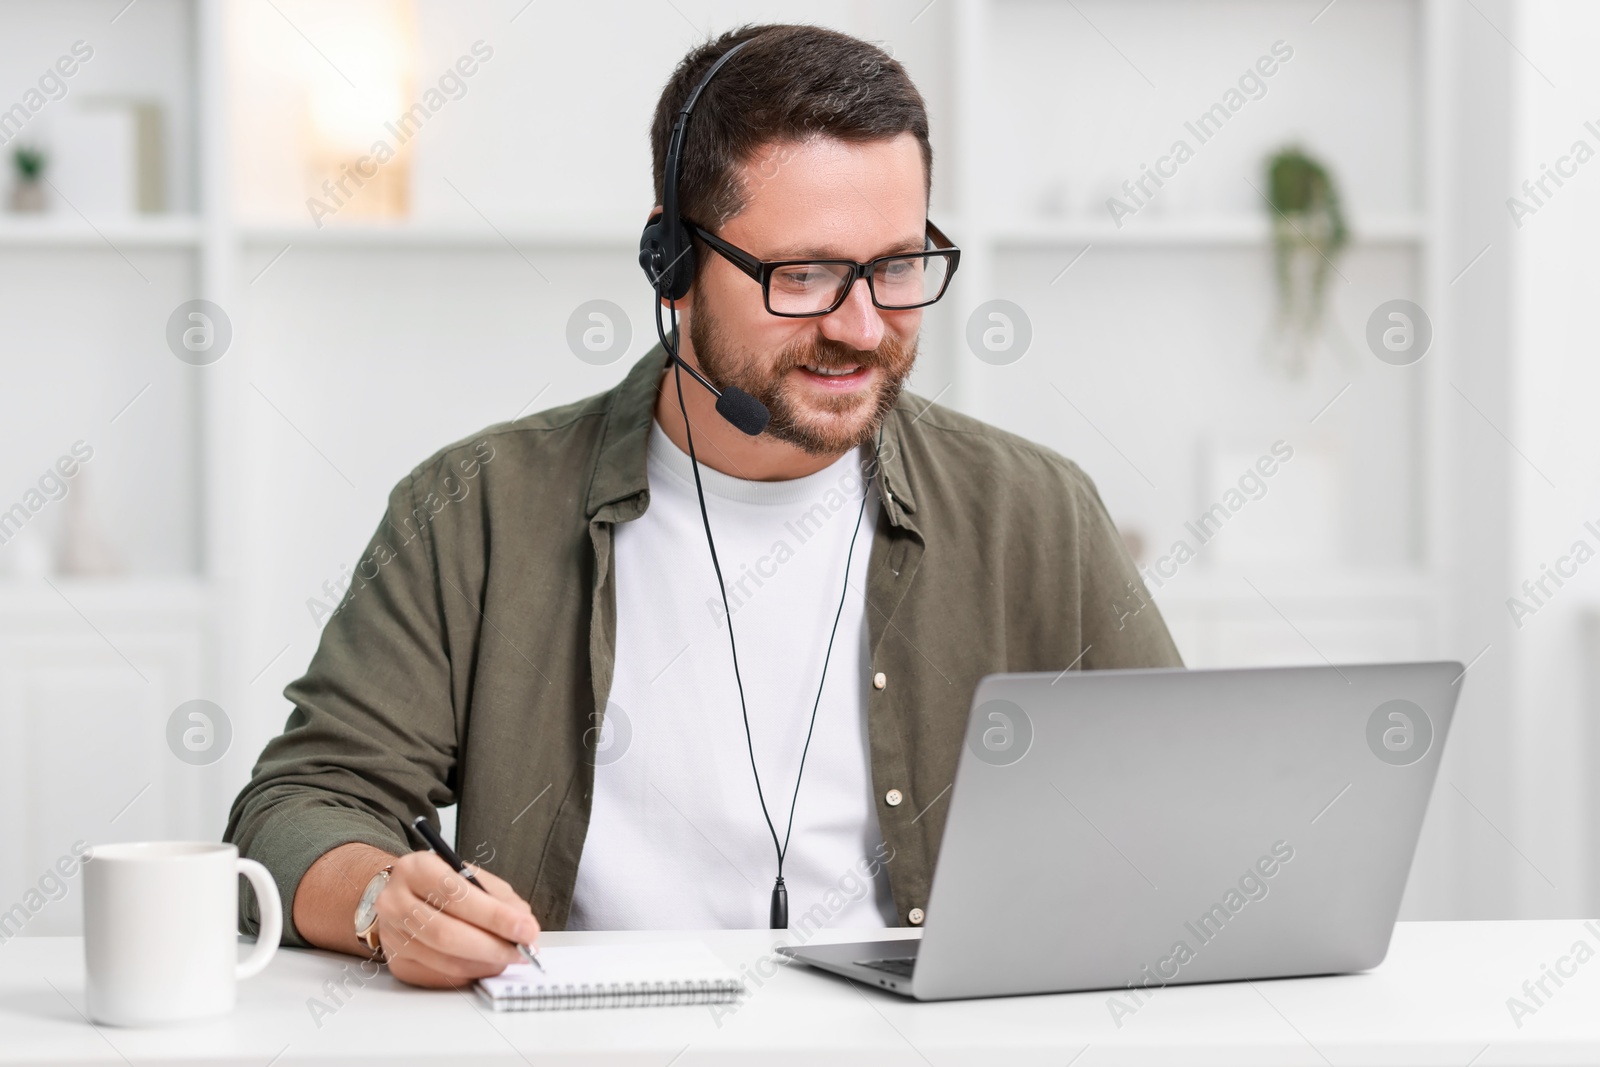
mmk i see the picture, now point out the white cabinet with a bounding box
[0,582,210,937]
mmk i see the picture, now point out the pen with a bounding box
[410,815,544,973]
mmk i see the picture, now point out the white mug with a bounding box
[83,842,281,1027]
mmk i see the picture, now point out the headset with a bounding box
[635,35,882,929]
[639,38,770,436]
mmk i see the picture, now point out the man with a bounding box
[226,23,1180,989]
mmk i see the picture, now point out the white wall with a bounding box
[1510,0,1600,917]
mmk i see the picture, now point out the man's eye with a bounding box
[775,267,827,290]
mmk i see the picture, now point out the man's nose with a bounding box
[818,276,886,352]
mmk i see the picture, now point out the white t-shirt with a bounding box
[568,420,896,930]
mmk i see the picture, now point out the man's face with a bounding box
[685,132,927,456]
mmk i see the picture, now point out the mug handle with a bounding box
[236,858,282,981]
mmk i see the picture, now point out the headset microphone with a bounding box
[715,387,771,437]
[665,355,770,436]
[706,380,771,437]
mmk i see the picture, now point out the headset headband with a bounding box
[642,37,757,300]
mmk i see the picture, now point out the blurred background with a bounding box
[0,0,1595,934]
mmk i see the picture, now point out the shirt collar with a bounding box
[583,345,664,520]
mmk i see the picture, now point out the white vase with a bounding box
[9,178,46,213]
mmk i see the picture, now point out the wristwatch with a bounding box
[354,865,393,958]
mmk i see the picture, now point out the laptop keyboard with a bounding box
[856,957,916,978]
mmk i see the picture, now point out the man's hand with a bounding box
[293,842,541,990]
[376,852,541,988]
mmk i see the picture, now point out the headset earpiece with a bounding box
[638,209,695,302]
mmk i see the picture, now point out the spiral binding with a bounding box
[477,977,745,1011]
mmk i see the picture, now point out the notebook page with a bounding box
[478,941,740,998]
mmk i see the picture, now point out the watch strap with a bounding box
[355,865,393,959]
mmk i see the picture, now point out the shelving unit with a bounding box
[942,0,1454,679]
[0,215,203,248]
[0,0,215,934]
[0,0,1491,926]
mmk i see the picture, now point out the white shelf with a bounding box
[988,213,1427,248]
[238,216,642,249]
[0,215,203,248]
[0,576,212,619]
[1145,567,1443,607]
[223,214,1428,254]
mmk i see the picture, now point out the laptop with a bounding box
[777,662,1462,1000]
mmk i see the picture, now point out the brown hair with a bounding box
[650,24,933,231]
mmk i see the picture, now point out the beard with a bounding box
[686,295,918,456]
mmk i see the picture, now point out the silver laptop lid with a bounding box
[912,662,1462,1001]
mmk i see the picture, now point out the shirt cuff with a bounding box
[236,801,409,949]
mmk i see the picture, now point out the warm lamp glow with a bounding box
[301,0,415,221]
[304,7,412,155]
[235,0,417,222]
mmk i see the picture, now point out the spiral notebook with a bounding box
[476,941,745,1011]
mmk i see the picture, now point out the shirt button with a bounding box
[873,672,886,690]
[908,908,925,925]
[885,788,903,807]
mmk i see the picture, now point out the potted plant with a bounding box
[1263,146,1348,376]
[10,146,47,213]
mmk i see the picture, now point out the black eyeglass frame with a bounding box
[684,219,961,318]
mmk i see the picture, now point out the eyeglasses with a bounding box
[685,219,961,318]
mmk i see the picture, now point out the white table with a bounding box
[2,921,1598,1065]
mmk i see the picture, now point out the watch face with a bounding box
[355,869,389,935]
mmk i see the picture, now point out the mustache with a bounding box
[775,334,910,373]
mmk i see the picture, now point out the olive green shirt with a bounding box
[225,344,1182,944]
